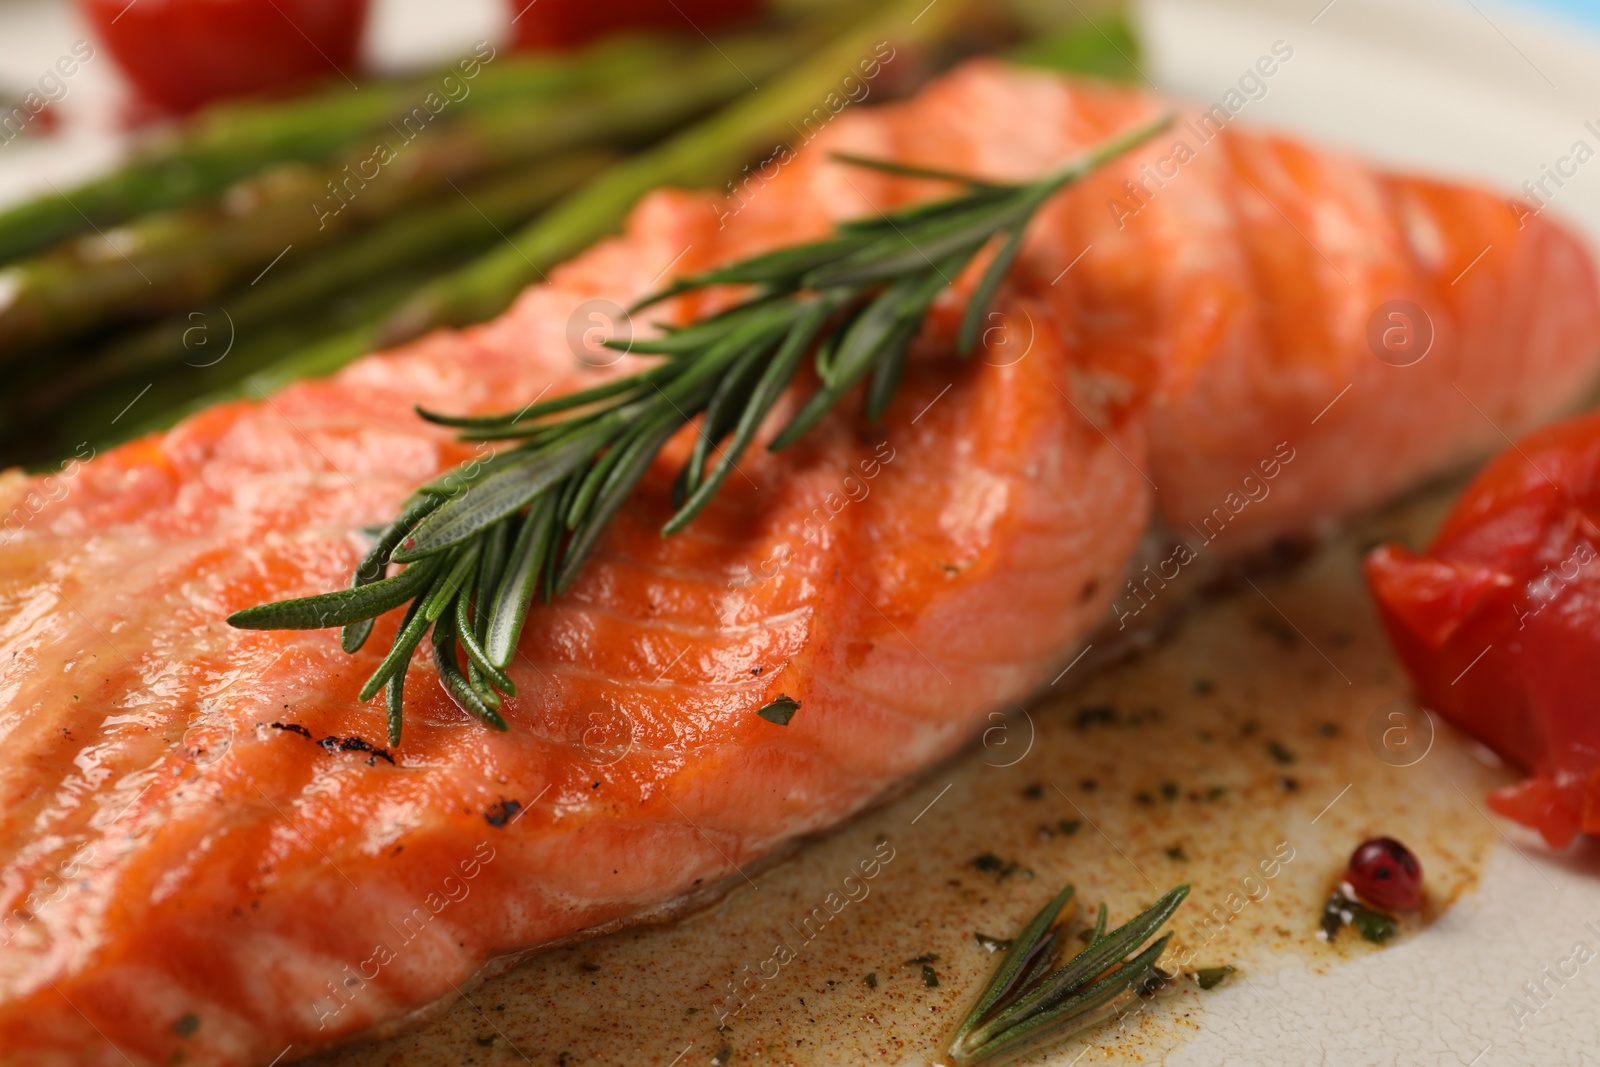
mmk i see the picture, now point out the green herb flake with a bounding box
[1135,965,1172,997]
[756,695,800,725]
[904,953,938,965]
[921,964,940,988]
[865,972,878,989]
[475,1035,497,1047]
[1204,786,1227,802]
[1164,844,1188,862]
[969,853,1019,880]
[1320,892,1398,944]
[973,932,1012,953]
[1021,783,1044,800]
[1352,906,1398,944]
[1266,740,1296,765]
[1058,819,1081,835]
[171,1014,200,1039]
[1195,965,1236,990]
[712,1044,733,1066]
[1074,704,1117,729]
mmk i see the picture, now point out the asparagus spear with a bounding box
[9,153,611,421]
[134,0,994,426]
[5,275,433,468]
[0,30,822,354]
[0,35,686,263]
[9,0,1113,467]
[380,0,990,343]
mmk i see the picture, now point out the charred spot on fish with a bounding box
[1264,535,1316,569]
[1255,615,1297,647]
[269,722,395,765]
[484,798,522,827]
[320,734,397,765]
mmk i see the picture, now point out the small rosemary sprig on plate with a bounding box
[947,883,1189,1065]
[228,114,1171,744]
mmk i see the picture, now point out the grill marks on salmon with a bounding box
[1,61,1598,1066]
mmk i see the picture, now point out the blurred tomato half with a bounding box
[508,0,764,50]
[80,0,370,112]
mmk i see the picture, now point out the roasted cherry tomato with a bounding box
[80,0,371,113]
[1366,412,1600,848]
[508,0,764,50]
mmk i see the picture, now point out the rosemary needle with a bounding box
[228,113,1173,744]
[947,884,1189,1065]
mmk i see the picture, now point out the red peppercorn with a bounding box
[1345,837,1423,911]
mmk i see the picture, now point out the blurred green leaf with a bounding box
[1008,10,1143,82]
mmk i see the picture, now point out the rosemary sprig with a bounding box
[947,883,1190,1065]
[227,114,1172,744]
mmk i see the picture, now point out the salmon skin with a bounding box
[1,60,1597,1066]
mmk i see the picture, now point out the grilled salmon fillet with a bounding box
[1,61,1596,1066]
